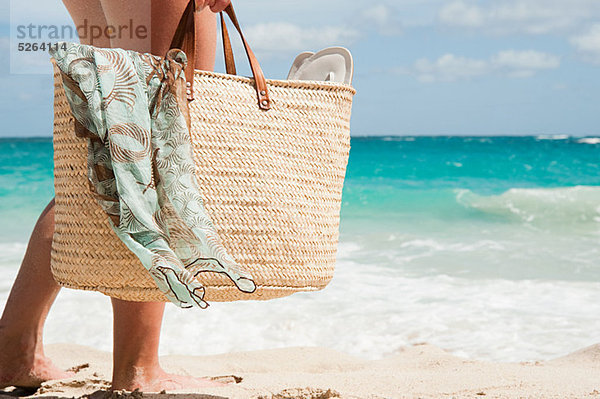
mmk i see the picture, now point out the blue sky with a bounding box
[0,0,599,137]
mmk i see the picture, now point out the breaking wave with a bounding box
[456,186,600,224]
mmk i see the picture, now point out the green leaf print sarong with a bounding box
[50,42,256,309]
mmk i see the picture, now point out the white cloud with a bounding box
[492,50,560,77]
[244,23,360,56]
[360,4,403,36]
[405,50,560,82]
[243,3,403,57]
[438,1,484,28]
[413,54,489,83]
[437,1,600,66]
[571,24,600,64]
[438,0,600,35]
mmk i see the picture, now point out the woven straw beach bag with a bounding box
[50,1,355,302]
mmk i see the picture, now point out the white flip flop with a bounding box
[286,47,354,85]
[287,51,314,80]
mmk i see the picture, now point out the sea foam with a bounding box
[456,186,600,226]
[31,252,600,363]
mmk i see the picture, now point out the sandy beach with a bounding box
[0,342,595,399]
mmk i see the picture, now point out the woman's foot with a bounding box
[0,352,73,389]
[111,367,225,392]
[110,299,225,393]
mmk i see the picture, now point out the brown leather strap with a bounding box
[220,12,237,75]
[220,4,271,110]
[170,1,270,110]
[170,0,197,101]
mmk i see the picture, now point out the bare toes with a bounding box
[0,357,73,389]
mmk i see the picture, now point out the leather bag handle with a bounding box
[170,1,271,111]
[220,12,236,75]
[169,0,197,101]
[218,5,270,110]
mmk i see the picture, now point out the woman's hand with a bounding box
[198,0,231,13]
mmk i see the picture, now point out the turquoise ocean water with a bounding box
[1,135,600,362]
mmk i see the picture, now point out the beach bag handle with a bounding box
[170,0,271,111]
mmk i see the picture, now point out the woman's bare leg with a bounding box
[148,0,217,70]
[0,1,111,388]
[102,0,217,70]
[59,0,112,47]
[0,199,72,387]
[111,298,221,391]
[77,0,220,391]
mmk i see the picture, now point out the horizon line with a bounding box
[0,133,598,140]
